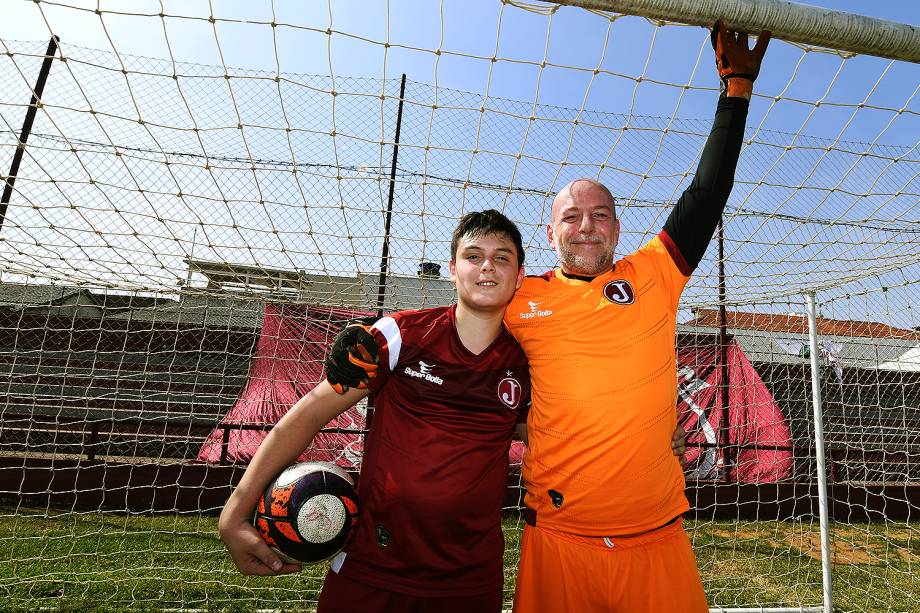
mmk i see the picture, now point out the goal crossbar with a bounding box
[549,0,920,63]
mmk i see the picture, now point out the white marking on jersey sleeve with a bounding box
[372,316,401,371]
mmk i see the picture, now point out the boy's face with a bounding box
[449,232,524,312]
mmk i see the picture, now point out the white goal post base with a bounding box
[710,608,824,613]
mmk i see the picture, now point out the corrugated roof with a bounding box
[687,309,920,341]
[678,325,918,370]
[0,282,265,330]
[0,282,76,307]
[109,295,265,330]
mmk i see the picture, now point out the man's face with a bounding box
[547,180,620,276]
[449,232,524,312]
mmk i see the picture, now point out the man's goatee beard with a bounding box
[561,249,614,276]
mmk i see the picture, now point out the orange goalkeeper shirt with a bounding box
[504,232,690,536]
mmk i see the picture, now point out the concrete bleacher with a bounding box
[0,289,261,462]
[756,361,920,483]
[0,353,251,418]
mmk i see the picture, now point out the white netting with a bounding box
[0,1,917,611]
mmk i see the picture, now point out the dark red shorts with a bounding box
[317,569,504,613]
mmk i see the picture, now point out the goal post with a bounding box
[553,0,920,63]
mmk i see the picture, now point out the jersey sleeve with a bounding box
[635,236,691,314]
[661,96,749,273]
[365,314,404,393]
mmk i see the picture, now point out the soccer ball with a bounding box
[252,461,359,564]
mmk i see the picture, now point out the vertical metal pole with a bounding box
[0,36,60,233]
[375,74,407,319]
[717,221,732,481]
[366,74,407,436]
[185,228,198,288]
[805,291,834,613]
[220,425,230,464]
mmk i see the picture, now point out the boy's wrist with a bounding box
[218,502,253,532]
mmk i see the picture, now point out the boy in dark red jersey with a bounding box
[219,210,532,612]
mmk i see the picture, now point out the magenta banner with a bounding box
[677,334,793,482]
[197,303,369,466]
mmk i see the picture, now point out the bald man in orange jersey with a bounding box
[505,22,770,613]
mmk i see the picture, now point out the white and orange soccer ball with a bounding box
[253,461,359,564]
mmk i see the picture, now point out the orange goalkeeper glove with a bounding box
[711,20,770,99]
[325,320,379,394]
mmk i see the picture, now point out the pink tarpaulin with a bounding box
[197,303,369,466]
[677,334,793,482]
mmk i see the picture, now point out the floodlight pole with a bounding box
[0,36,60,234]
[805,291,834,613]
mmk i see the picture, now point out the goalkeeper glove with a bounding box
[711,20,770,99]
[325,320,379,394]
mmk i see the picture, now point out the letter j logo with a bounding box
[603,280,635,304]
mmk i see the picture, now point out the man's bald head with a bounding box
[551,179,616,222]
[547,178,620,276]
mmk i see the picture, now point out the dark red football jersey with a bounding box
[334,304,530,597]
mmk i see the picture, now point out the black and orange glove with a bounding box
[325,320,379,395]
[711,20,770,99]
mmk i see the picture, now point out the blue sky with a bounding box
[3,0,916,143]
[3,0,916,164]
[0,1,917,327]
[2,1,916,96]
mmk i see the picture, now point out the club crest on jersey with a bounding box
[519,300,553,319]
[498,376,522,409]
[603,280,635,305]
[404,360,444,385]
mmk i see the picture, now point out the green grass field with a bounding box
[0,508,917,612]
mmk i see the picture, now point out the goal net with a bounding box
[0,0,917,611]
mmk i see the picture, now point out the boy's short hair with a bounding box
[450,209,525,268]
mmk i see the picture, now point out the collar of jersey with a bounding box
[555,265,616,284]
[448,302,507,358]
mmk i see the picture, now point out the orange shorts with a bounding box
[514,517,707,613]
